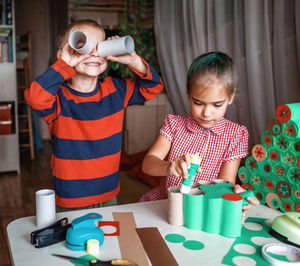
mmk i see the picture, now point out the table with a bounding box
[7,200,282,266]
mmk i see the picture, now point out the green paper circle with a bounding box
[183,240,204,250]
[165,234,186,243]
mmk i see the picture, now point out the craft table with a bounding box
[7,200,282,266]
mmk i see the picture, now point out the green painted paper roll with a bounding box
[245,156,258,172]
[290,139,300,154]
[267,148,281,164]
[249,171,263,188]
[280,150,297,168]
[257,160,273,177]
[287,167,300,185]
[276,103,300,123]
[273,135,290,151]
[183,191,204,230]
[280,197,295,212]
[255,187,266,205]
[238,166,250,183]
[220,194,243,237]
[261,130,274,148]
[282,120,300,139]
[201,197,223,234]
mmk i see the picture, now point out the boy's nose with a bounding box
[90,46,99,56]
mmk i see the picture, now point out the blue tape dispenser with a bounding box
[66,213,104,251]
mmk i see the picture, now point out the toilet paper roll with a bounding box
[68,31,93,54]
[291,139,300,154]
[261,130,274,148]
[97,36,135,58]
[238,166,250,183]
[287,166,300,185]
[280,150,297,168]
[252,144,267,161]
[273,135,289,151]
[267,148,281,164]
[245,156,258,171]
[35,189,56,229]
[257,160,273,177]
[267,118,282,136]
[276,103,300,123]
[167,186,183,226]
[282,120,300,139]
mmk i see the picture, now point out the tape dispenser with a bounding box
[66,213,104,251]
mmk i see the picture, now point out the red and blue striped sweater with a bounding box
[25,58,163,207]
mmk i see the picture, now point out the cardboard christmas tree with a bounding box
[238,103,300,213]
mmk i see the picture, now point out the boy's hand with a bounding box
[105,36,147,75]
[234,184,260,224]
[59,43,90,68]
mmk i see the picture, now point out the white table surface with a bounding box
[6,199,283,266]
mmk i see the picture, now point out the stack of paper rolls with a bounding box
[238,102,300,213]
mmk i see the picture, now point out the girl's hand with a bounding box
[234,184,260,224]
[59,42,90,67]
[105,36,147,74]
[168,154,202,179]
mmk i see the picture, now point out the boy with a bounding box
[25,19,163,210]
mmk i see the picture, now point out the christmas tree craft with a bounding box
[238,103,300,213]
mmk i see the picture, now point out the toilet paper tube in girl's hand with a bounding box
[68,31,93,54]
[36,189,56,229]
[97,36,135,58]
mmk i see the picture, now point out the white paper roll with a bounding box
[97,36,135,58]
[35,189,56,229]
[168,186,183,226]
[68,31,93,54]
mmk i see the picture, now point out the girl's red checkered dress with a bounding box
[140,113,249,201]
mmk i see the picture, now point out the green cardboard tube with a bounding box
[267,148,281,164]
[282,120,300,139]
[257,160,273,177]
[202,196,223,234]
[245,156,258,172]
[261,130,275,148]
[183,190,204,230]
[276,103,300,123]
[238,166,250,183]
[291,139,300,154]
[280,150,297,168]
[220,194,243,237]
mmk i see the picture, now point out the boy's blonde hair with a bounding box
[57,19,105,50]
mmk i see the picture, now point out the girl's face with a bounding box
[188,77,235,129]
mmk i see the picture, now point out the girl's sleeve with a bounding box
[159,114,179,143]
[24,59,76,124]
[224,125,249,162]
[112,57,164,107]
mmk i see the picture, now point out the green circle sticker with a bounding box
[183,240,204,250]
[165,234,186,243]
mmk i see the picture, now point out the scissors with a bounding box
[52,254,137,266]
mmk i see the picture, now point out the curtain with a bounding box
[154,0,300,145]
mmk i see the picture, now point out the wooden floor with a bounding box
[0,141,151,266]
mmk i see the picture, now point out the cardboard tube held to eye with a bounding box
[97,36,135,57]
[68,31,93,54]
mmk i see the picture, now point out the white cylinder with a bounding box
[97,36,135,58]
[68,31,93,54]
[35,189,56,229]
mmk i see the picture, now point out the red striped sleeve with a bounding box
[55,184,120,208]
[51,59,76,80]
[51,152,121,180]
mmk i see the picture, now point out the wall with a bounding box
[15,0,51,139]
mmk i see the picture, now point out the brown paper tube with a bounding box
[167,186,183,226]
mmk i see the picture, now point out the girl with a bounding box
[140,51,258,221]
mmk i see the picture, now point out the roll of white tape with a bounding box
[86,239,100,256]
[262,243,300,265]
